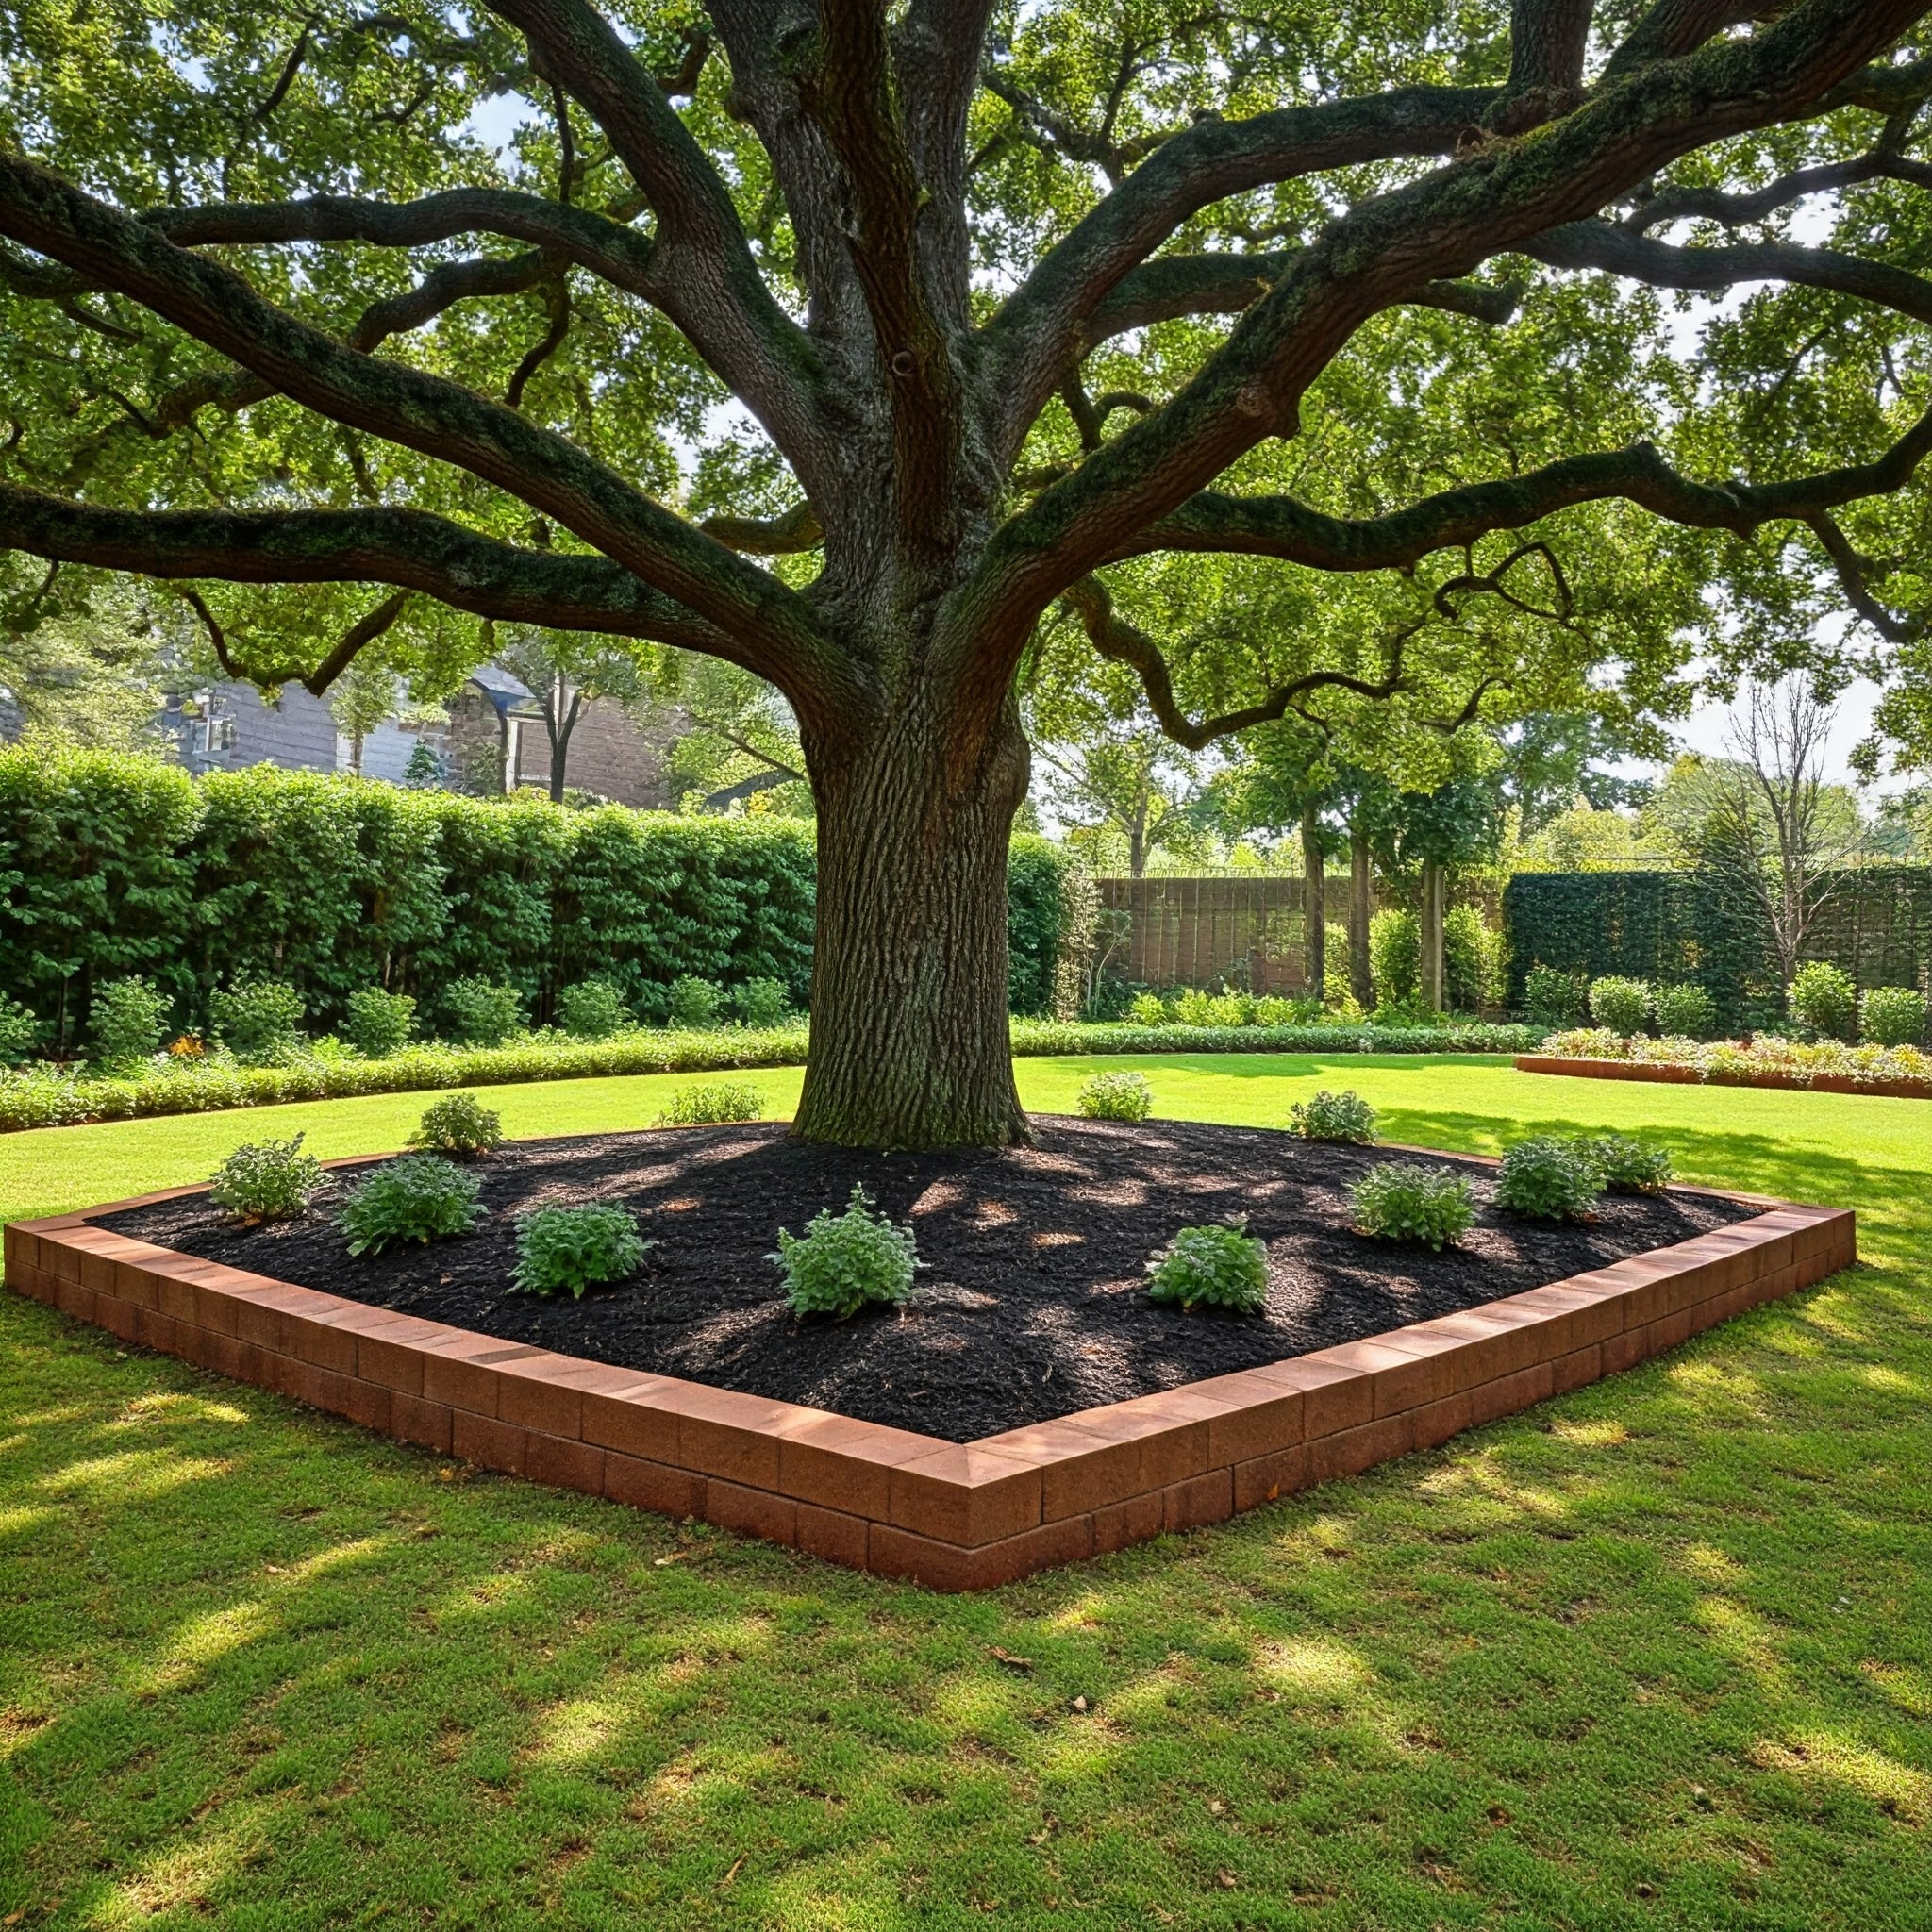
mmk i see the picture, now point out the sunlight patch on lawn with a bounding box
[1549,1416,1630,1447]
[39,1448,231,1502]
[1257,1636,1374,1704]
[525,1691,628,1769]
[142,1598,275,1696]
[283,1534,395,1582]
[108,1390,254,1429]
[1751,1731,1932,1825]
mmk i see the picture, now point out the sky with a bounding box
[1624,675,1897,801]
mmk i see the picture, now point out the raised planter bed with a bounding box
[6,1125,1853,1590]
[1516,1053,1932,1100]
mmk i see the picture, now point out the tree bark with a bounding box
[1419,861,1445,1010]
[1350,825,1374,1008]
[791,693,1032,1149]
[1300,802,1325,1002]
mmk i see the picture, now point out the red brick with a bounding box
[1052,1393,1213,1492]
[1162,1467,1234,1532]
[1091,1487,1166,1554]
[33,1228,89,1282]
[525,1432,606,1496]
[1467,1359,1557,1428]
[1495,1283,1625,1356]
[225,1287,291,1353]
[77,1233,150,1298]
[1550,1344,1603,1394]
[453,1409,528,1475]
[153,1268,203,1326]
[977,1419,1141,1522]
[867,1522,985,1591]
[6,1260,54,1304]
[3,1226,40,1277]
[962,1515,1095,1589]
[602,1451,704,1520]
[579,1376,682,1463]
[96,1294,140,1341]
[776,1412,937,1518]
[1601,1325,1657,1375]
[54,1276,100,1325]
[794,1502,871,1570]
[660,1385,797,1488]
[1305,1413,1413,1486]
[1273,1358,1376,1440]
[890,1444,1043,1544]
[1233,1443,1307,1511]
[353,1315,452,1394]
[106,1257,160,1310]
[706,1478,797,1546]
[421,1338,542,1416]
[133,1306,178,1356]
[1408,1390,1474,1449]
[1193,1368,1306,1464]
[492,1352,590,1438]
[286,1364,391,1432]
[391,1393,455,1455]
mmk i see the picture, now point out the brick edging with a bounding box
[6,1186,1853,1590]
[1516,1053,1932,1101]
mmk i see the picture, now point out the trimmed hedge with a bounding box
[0,748,1091,1045]
[0,1017,1541,1134]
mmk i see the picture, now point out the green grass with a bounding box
[3,1057,1928,1930]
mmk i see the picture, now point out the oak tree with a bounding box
[2,0,1929,1144]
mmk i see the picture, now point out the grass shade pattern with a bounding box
[1,1056,1927,1928]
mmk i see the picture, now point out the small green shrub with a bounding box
[668,974,724,1028]
[1369,908,1422,1005]
[442,976,525,1045]
[655,1080,765,1125]
[1860,984,1926,1048]
[1143,1218,1269,1314]
[1587,975,1651,1036]
[90,977,171,1067]
[1577,1132,1674,1193]
[338,1155,484,1255]
[734,977,791,1028]
[408,1091,504,1158]
[1789,960,1857,1041]
[1172,987,1215,1026]
[511,1204,651,1297]
[0,996,39,1065]
[770,1185,920,1320]
[1126,991,1168,1025]
[1077,1070,1153,1122]
[1287,1089,1378,1143]
[1496,1135,1604,1221]
[1255,993,1321,1026]
[208,1134,325,1224]
[342,987,417,1058]
[1371,991,1440,1029]
[1205,991,1253,1027]
[1444,903,1504,1011]
[1652,982,1717,1041]
[556,977,628,1040]
[1349,1162,1474,1249]
[208,978,306,1064]
[1523,962,1586,1028]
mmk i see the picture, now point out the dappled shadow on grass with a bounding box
[6,1196,1931,1932]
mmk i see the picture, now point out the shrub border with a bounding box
[6,1162,1849,1590]
[1516,1053,1932,1100]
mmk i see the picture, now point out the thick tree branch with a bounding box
[983,84,1499,454]
[697,502,824,555]
[966,0,1929,664]
[1625,155,1932,232]
[1060,575,1420,750]
[1509,0,1593,94]
[1111,409,1932,569]
[808,0,963,556]
[0,152,854,714]
[1526,218,1932,326]
[0,485,751,660]
[483,0,834,489]
[1806,510,1927,642]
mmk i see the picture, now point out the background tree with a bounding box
[0,563,183,746]
[2,0,1929,1145]
[492,622,648,801]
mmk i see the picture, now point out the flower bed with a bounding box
[0,1019,1543,1134]
[1524,1029,1932,1097]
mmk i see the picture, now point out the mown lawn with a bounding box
[2,1058,1927,1930]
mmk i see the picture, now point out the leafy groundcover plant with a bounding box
[511,1205,652,1298]
[208,1135,325,1225]
[771,1186,921,1320]
[1496,1137,1604,1221]
[1287,1090,1377,1143]
[1576,1133,1674,1193]
[1349,1163,1475,1250]
[1143,1219,1269,1314]
[1076,1070,1153,1123]
[338,1156,484,1257]
[409,1092,505,1158]
[655,1081,765,1125]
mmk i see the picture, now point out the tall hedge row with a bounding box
[0,748,1091,1049]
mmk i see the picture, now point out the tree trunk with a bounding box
[1300,802,1325,1002]
[791,696,1032,1149]
[1349,825,1374,1008]
[1419,860,1445,1010]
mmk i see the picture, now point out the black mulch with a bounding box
[102,1117,1759,1443]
